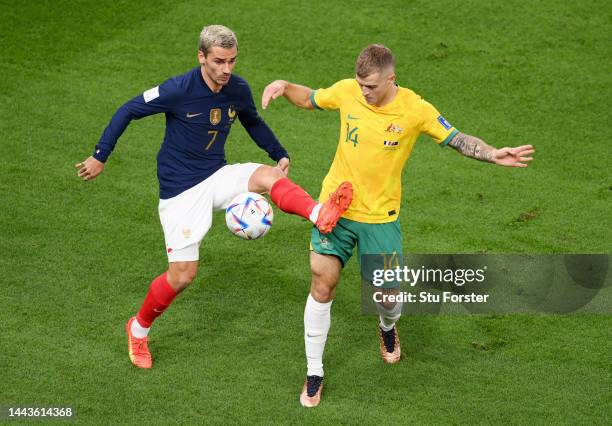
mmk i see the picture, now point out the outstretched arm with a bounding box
[262,80,314,110]
[448,132,534,167]
[76,79,178,181]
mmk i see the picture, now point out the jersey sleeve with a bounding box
[93,77,182,162]
[310,79,352,111]
[418,99,458,147]
[237,80,289,162]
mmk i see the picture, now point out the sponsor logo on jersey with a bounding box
[347,113,360,120]
[383,140,399,151]
[210,108,222,125]
[186,112,203,118]
[385,123,403,134]
[437,115,452,130]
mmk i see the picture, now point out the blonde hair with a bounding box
[355,44,395,78]
[199,25,237,55]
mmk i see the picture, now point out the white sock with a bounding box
[376,300,403,332]
[309,204,322,223]
[130,317,150,338]
[304,293,332,377]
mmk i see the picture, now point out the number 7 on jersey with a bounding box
[206,130,218,150]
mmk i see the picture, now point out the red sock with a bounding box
[269,178,318,220]
[136,272,177,328]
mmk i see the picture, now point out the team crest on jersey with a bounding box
[385,123,403,134]
[210,108,222,125]
[228,106,236,120]
[182,228,192,239]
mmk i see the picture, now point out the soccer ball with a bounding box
[225,192,273,240]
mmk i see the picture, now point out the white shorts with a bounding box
[159,162,262,262]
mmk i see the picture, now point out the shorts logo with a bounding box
[437,115,452,130]
[210,108,222,125]
[320,237,331,248]
[385,123,403,134]
[182,228,192,239]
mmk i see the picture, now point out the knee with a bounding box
[375,288,402,311]
[262,166,285,190]
[264,165,285,180]
[310,268,337,303]
[377,298,403,314]
[249,165,285,193]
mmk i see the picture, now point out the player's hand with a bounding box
[262,80,287,109]
[75,156,105,180]
[492,145,535,167]
[276,157,290,176]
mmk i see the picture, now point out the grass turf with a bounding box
[0,0,610,424]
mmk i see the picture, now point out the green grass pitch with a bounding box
[1,0,610,424]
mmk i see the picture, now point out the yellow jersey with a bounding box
[311,79,458,223]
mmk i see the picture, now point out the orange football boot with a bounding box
[315,182,353,234]
[299,375,324,408]
[126,317,152,369]
[379,325,401,364]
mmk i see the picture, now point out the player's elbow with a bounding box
[240,115,262,129]
[116,103,138,121]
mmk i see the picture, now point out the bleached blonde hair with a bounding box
[199,25,237,56]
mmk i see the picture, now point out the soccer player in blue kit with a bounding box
[75,25,353,369]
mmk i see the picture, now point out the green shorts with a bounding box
[311,217,404,286]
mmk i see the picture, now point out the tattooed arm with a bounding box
[448,132,535,167]
[448,132,495,162]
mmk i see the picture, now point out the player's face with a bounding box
[356,69,396,106]
[199,46,237,88]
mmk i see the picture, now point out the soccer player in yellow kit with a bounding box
[262,44,534,407]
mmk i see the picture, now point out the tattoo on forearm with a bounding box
[448,132,494,162]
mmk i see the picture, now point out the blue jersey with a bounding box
[93,67,289,199]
